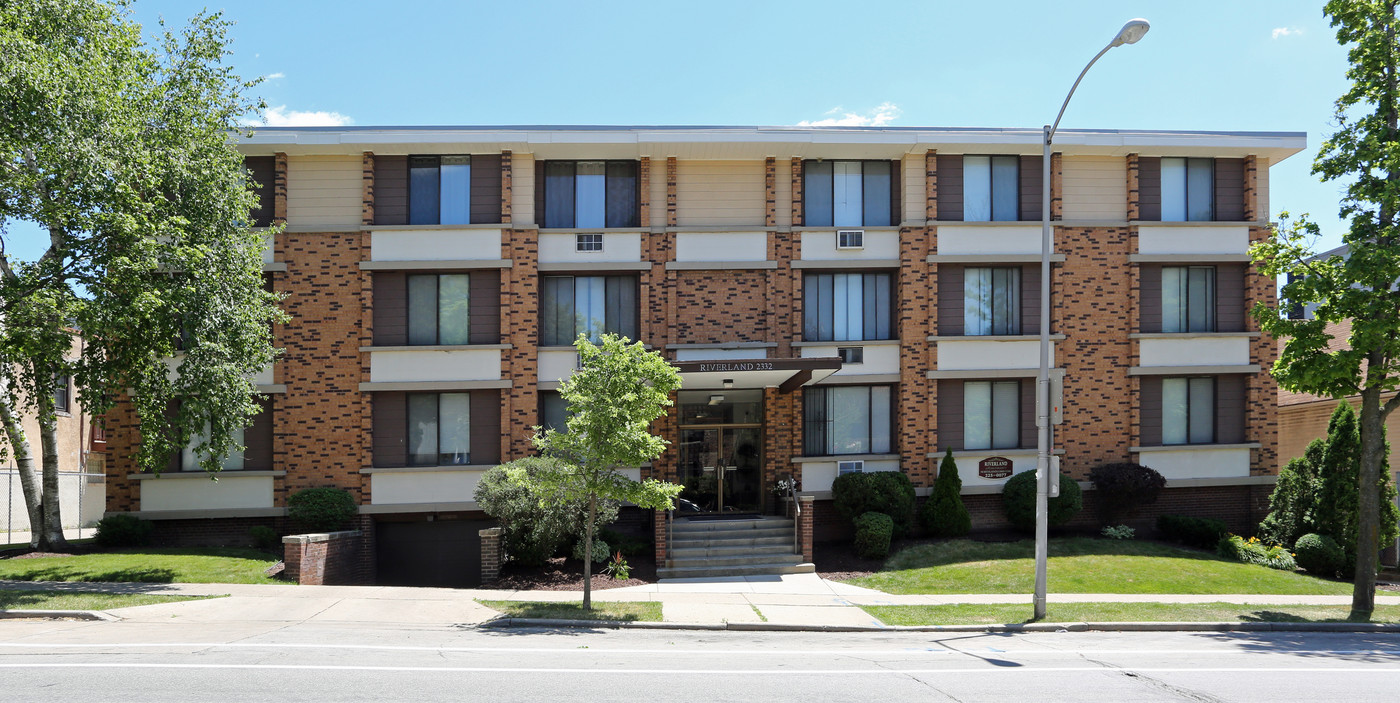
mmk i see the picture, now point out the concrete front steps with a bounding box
[658,516,814,580]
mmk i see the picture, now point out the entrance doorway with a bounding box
[677,390,762,514]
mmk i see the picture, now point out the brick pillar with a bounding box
[653,510,668,567]
[764,157,777,228]
[1050,152,1064,221]
[500,150,513,224]
[1243,155,1259,221]
[479,527,503,583]
[666,157,678,227]
[790,158,804,227]
[1246,225,1280,475]
[899,227,934,486]
[798,496,815,561]
[925,149,938,222]
[501,227,540,458]
[273,152,288,225]
[361,151,374,226]
[639,157,651,227]
[1126,153,1140,221]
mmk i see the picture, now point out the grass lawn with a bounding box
[477,599,663,622]
[0,589,217,612]
[864,602,1400,626]
[0,547,280,584]
[843,538,1363,596]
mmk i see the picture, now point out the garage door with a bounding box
[375,519,494,588]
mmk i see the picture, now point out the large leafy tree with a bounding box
[1252,0,1400,618]
[532,333,684,609]
[0,0,282,549]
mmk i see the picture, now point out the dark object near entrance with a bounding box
[287,487,357,533]
[1089,462,1167,526]
[94,514,153,548]
[1295,532,1345,577]
[1001,470,1082,532]
[832,471,916,538]
[854,512,893,559]
[1156,514,1229,549]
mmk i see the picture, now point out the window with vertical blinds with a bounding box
[409,155,472,225]
[802,272,893,341]
[1161,157,1214,222]
[964,267,1021,336]
[1162,266,1215,333]
[408,392,471,466]
[963,155,1019,221]
[963,380,1020,450]
[1163,377,1214,445]
[802,160,894,227]
[407,274,471,345]
[803,386,893,456]
[542,161,639,228]
[540,275,639,346]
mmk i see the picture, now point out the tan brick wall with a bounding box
[899,227,934,486]
[360,152,374,227]
[673,271,769,344]
[501,227,540,459]
[1247,225,1280,474]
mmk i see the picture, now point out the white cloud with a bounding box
[1272,27,1302,39]
[797,102,901,127]
[264,72,285,81]
[250,105,353,127]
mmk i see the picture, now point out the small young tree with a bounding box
[531,333,684,609]
[1258,438,1325,547]
[921,448,971,537]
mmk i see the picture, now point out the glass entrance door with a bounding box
[677,391,763,514]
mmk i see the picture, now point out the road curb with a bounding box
[483,617,1400,633]
[0,609,118,622]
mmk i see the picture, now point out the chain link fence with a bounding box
[1,470,106,546]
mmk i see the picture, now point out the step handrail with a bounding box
[788,483,802,557]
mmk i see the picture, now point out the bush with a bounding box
[1001,470,1083,532]
[1101,525,1136,540]
[921,448,971,538]
[597,528,651,558]
[1294,533,1345,578]
[573,537,611,564]
[1089,462,1166,525]
[1257,440,1323,547]
[94,514,153,548]
[1217,533,1297,571]
[832,471,916,538]
[286,487,357,533]
[1156,514,1229,549]
[853,512,893,559]
[474,456,619,567]
[249,525,280,551]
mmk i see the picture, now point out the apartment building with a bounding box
[103,126,1303,585]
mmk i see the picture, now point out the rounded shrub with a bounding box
[94,514,153,548]
[1001,470,1083,532]
[1156,514,1230,549]
[286,487,357,533]
[475,457,620,567]
[1294,533,1344,578]
[832,471,916,538]
[853,511,893,560]
[1088,462,1166,525]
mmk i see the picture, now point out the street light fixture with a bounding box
[1034,18,1150,621]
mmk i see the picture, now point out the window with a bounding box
[410,155,472,225]
[1163,377,1214,445]
[408,274,471,345]
[837,460,865,475]
[803,385,892,456]
[408,392,471,466]
[53,375,70,414]
[804,161,893,227]
[837,346,864,364]
[541,391,569,433]
[1161,157,1214,222]
[963,380,1020,450]
[543,161,639,228]
[243,156,276,228]
[963,155,1019,221]
[182,423,245,472]
[540,275,639,346]
[803,272,893,341]
[576,233,603,252]
[965,267,1021,335]
[1162,266,1215,333]
[837,230,864,249]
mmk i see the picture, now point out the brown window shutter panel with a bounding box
[534,160,547,227]
[373,155,409,226]
[1139,377,1163,446]
[1022,264,1041,335]
[372,392,408,468]
[372,272,408,346]
[1019,155,1043,221]
[937,380,964,451]
[1138,157,1161,221]
[889,159,902,225]
[244,156,276,228]
[469,269,501,344]
[937,265,964,335]
[1018,380,1035,449]
[1213,158,1245,221]
[244,397,274,471]
[471,154,502,224]
[1215,375,1247,444]
[936,155,963,221]
[1215,264,1246,333]
[1139,265,1162,333]
[470,390,501,465]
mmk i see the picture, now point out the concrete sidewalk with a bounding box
[4,575,1400,629]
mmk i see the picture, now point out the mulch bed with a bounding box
[484,554,658,591]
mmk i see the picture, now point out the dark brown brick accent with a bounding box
[899,226,934,485]
[639,157,651,227]
[1126,153,1140,221]
[273,152,288,224]
[500,150,513,224]
[500,227,539,459]
[1050,152,1063,221]
[1243,155,1258,221]
[361,152,374,226]
[666,157,677,227]
[790,158,804,227]
[765,157,777,228]
[925,149,938,222]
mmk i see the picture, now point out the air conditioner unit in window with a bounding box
[836,229,865,250]
[836,346,863,364]
[837,460,865,475]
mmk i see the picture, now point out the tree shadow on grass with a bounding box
[2,566,178,583]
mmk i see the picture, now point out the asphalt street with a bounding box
[2,618,1400,702]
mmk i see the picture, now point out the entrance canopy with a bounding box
[672,357,842,392]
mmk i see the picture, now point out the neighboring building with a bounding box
[103,126,1302,585]
[1,335,106,544]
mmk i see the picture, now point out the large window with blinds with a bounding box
[803,160,894,227]
[1161,157,1215,222]
[964,267,1021,336]
[963,380,1020,450]
[1163,377,1214,445]
[802,272,894,341]
[963,155,1019,221]
[1162,266,1215,333]
[407,274,471,345]
[409,155,473,225]
[540,275,639,346]
[408,392,472,466]
[803,386,893,456]
[543,161,639,228]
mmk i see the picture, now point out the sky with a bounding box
[0,0,1358,262]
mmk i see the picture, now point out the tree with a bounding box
[1258,437,1325,548]
[1308,403,1399,571]
[1252,0,1400,618]
[921,448,970,537]
[0,1,282,549]
[531,333,684,609]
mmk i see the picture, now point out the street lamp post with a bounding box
[1034,18,1150,621]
